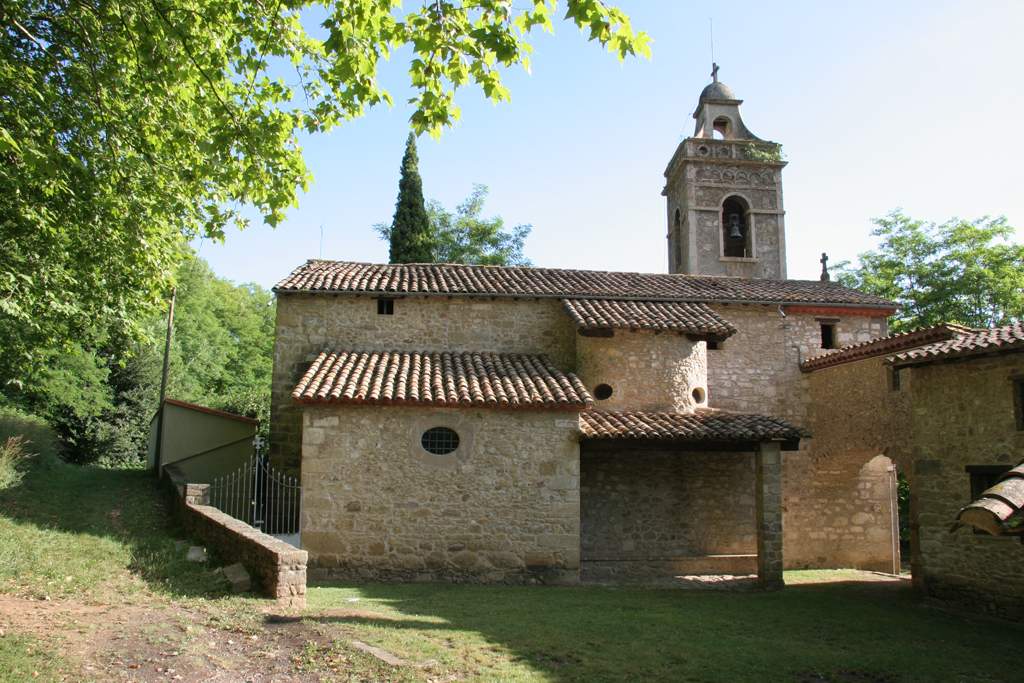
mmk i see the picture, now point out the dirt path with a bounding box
[0,595,332,682]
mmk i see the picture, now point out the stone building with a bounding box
[268,69,904,586]
[802,322,1024,618]
[895,324,1024,618]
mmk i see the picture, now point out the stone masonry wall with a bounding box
[706,304,887,426]
[780,355,908,572]
[703,304,891,570]
[807,356,912,464]
[663,147,786,279]
[271,295,577,471]
[908,353,1024,620]
[580,448,756,581]
[575,330,707,413]
[782,451,898,572]
[301,404,582,583]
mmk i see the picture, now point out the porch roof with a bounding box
[579,409,806,450]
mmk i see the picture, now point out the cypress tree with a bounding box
[387,133,433,263]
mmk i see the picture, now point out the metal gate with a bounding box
[209,451,300,535]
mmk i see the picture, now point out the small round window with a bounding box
[692,387,707,404]
[421,427,460,455]
[594,384,613,401]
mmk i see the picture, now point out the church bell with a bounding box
[727,213,743,240]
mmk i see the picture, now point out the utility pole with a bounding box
[153,287,176,476]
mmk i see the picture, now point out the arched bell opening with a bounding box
[721,195,752,258]
[712,116,732,140]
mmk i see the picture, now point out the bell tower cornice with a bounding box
[662,138,785,197]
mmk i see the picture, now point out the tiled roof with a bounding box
[561,299,737,338]
[890,322,1024,366]
[275,260,895,309]
[956,462,1024,536]
[579,410,806,445]
[292,350,592,410]
[162,398,259,425]
[801,323,973,372]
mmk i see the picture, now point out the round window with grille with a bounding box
[421,427,460,455]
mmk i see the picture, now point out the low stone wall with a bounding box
[165,465,307,607]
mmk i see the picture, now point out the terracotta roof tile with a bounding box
[801,323,973,372]
[274,260,895,309]
[956,462,1024,536]
[292,350,592,410]
[890,322,1024,366]
[561,299,737,338]
[579,410,806,444]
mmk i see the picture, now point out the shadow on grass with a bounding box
[0,434,229,600]
[298,579,1024,683]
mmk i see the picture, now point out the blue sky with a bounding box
[196,0,1024,288]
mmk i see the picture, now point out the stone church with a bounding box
[268,70,902,588]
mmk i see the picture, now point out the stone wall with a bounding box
[907,353,1024,620]
[165,466,307,606]
[781,451,898,572]
[300,404,582,583]
[271,295,577,471]
[575,330,707,413]
[806,356,912,464]
[579,447,756,581]
[705,305,893,571]
[706,304,887,426]
[779,355,907,572]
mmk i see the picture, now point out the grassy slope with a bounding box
[0,409,228,603]
[0,409,260,682]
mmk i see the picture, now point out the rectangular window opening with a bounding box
[707,340,721,350]
[376,298,395,315]
[966,464,1013,534]
[820,323,837,350]
[889,367,902,391]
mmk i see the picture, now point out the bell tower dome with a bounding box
[663,65,788,279]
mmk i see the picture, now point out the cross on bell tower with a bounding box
[662,66,789,279]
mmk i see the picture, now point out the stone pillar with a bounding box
[756,442,784,590]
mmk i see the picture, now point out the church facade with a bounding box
[268,71,903,586]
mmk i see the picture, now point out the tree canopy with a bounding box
[1,0,650,390]
[377,184,531,265]
[836,211,1024,331]
[2,253,276,465]
[387,133,433,263]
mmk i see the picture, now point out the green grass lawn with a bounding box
[2,407,1023,682]
[302,580,1023,682]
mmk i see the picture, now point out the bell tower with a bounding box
[663,65,788,279]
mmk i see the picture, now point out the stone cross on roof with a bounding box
[711,62,720,83]
[820,253,831,282]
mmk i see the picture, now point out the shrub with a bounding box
[0,436,32,489]
[0,407,57,489]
